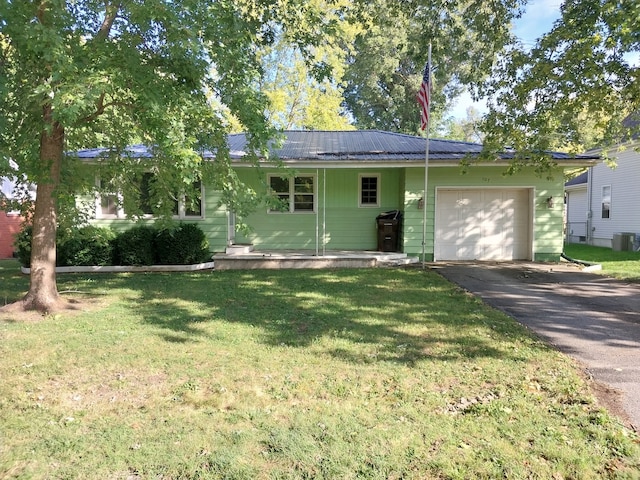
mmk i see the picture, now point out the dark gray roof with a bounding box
[75,130,600,164]
[76,144,154,159]
[228,130,483,161]
[564,171,588,187]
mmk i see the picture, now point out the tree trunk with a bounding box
[22,105,64,313]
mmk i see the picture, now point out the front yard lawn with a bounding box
[564,243,640,282]
[1,259,638,479]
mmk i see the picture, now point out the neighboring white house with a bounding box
[564,171,589,244]
[565,142,640,250]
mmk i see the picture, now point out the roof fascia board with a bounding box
[230,159,600,168]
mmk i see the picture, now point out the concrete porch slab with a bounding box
[213,250,418,270]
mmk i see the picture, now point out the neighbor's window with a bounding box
[269,175,315,213]
[601,185,611,219]
[359,174,380,207]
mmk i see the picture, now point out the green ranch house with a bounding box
[76,130,598,266]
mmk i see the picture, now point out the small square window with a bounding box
[359,175,380,207]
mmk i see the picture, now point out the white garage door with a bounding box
[435,188,531,261]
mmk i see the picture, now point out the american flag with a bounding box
[417,62,430,131]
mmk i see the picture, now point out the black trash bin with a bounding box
[376,210,402,252]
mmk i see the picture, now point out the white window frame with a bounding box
[178,180,205,219]
[359,173,380,207]
[268,174,316,213]
[96,177,122,219]
[601,185,611,219]
[95,175,205,220]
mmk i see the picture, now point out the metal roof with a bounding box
[75,130,600,165]
[227,130,485,162]
[76,144,154,159]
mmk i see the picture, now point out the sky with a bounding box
[450,0,562,119]
[512,0,563,46]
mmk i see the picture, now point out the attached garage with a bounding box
[435,188,533,261]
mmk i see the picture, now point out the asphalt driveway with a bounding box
[435,261,640,431]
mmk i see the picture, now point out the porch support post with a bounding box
[323,168,327,256]
[316,168,319,256]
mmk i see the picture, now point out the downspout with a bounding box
[586,167,593,245]
[323,168,326,256]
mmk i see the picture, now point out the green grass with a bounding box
[564,243,640,282]
[1,259,639,479]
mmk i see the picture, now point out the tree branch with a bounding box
[77,94,134,125]
[95,1,121,42]
[79,92,107,124]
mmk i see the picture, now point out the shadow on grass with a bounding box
[16,266,546,366]
[0,260,29,307]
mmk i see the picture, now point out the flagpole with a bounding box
[421,43,432,266]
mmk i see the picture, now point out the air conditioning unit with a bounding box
[612,232,636,251]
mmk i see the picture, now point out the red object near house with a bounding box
[0,210,22,259]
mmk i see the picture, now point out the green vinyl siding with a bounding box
[83,162,567,260]
[402,165,566,260]
[87,185,228,255]
[234,168,403,250]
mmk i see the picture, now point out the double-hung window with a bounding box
[178,180,203,218]
[96,174,204,219]
[269,175,315,213]
[96,178,120,218]
[601,185,611,219]
[136,172,155,216]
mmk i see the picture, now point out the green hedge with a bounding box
[15,223,211,268]
[58,226,117,266]
[155,223,210,265]
[113,225,157,266]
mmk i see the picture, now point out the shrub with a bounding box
[113,225,157,266]
[15,223,210,268]
[14,225,116,268]
[155,223,210,265]
[13,225,33,268]
[57,226,116,266]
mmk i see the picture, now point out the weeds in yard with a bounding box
[1,260,639,479]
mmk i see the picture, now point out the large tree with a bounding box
[343,0,523,134]
[439,107,485,144]
[0,0,345,313]
[260,38,355,131]
[479,0,639,164]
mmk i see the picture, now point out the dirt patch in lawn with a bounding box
[0,297,106,322]
[588,377,636,431]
